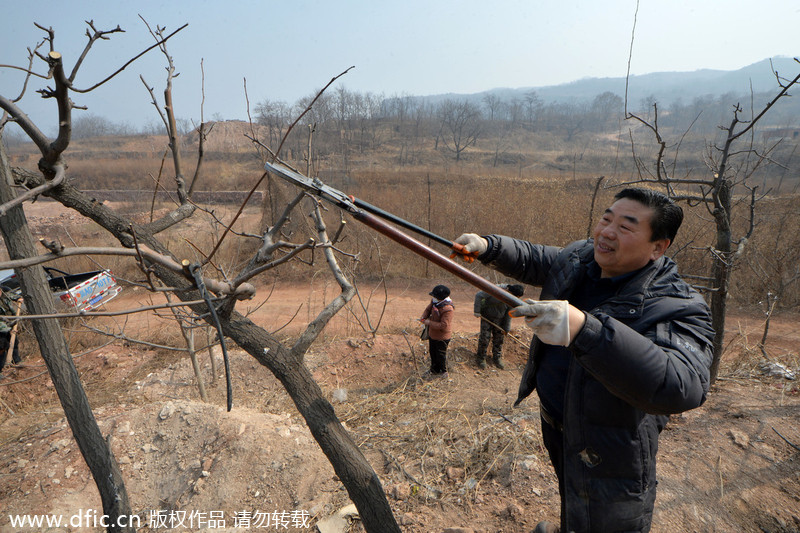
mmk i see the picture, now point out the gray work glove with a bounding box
[510,300,572,347]
[451,233,488,262]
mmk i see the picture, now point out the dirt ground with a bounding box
[0,205,799,532]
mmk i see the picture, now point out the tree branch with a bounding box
[290,201,355,359]
[71,23,188,93]
[8,297,219,321]
[0,242,255,300]
[203,66,355,267]
[68,20,125,83]
[0,93,50,153]
[0,163,65,217]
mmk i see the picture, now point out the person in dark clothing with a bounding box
[420,284,454,377]
[453,188,714,533]
[473,283,524,369]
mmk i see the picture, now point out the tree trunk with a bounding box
[1,143,134,532]
[709,180,733,383]
[223,316,400,531]
[12,166,401,533]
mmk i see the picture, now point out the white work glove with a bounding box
[451,233,488,262]
[510,300,572,347]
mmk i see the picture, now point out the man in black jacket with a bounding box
[454,188,714,533]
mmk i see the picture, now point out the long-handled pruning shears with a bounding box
[264,161,525,308]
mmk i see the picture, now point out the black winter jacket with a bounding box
[481,236,715,532]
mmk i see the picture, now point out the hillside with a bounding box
[0,200,799,532]
[2,75,800,531]
[402,57,800,127]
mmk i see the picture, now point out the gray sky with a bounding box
[2,0,799,134]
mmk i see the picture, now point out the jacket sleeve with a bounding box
[420,302,433,321]
[474,292,486,316]
[480,235,563,287]
[570,294,714,415]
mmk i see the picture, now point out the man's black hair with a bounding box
[614,188,683,244]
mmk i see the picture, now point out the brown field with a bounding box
[1,124,799,532]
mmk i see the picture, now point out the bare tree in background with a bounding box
[742,199,800,359]
[255,98,291,151]
[1,21,400,533]
[437,98,482,161]
[482,93,505,121]
[624,57,800,383]
[523,90,542,128]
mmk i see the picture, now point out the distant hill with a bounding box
[416,57,799,107]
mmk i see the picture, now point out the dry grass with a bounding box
[335,335,548,506]
[5,125,800,349]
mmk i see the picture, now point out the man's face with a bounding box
[592,198,669,278]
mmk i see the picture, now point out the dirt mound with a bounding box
[1,398,337,525]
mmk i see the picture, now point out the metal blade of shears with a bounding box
[265,161,452,247]
[264,160,524,307]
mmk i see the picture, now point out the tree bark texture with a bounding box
[223,316,400,531]
[1,146,134,532]
[709,179,733,383]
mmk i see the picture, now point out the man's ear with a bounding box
[650,238,671,260]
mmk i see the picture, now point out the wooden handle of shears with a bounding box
[351,210,525,308]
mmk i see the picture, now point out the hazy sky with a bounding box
[2,0,798,134]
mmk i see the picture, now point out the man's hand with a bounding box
[451,233,488,263]
[509,300,583,347]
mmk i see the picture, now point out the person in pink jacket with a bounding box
[420,284,454,377]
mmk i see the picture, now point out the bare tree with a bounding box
[1,22,401,532]
[624,57,800,382]
[588,91,624,132]
[482,92,505,121]
[487,119,515,168]
[437,98,482,161]
[353,90,384,152]
[255,98,291,150]
[0,19,179,531]
[4,141,140,531]
[506,96,525,126]
[742,199,800,358]
[523,90,542,127]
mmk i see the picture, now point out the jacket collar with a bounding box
[573,241,686,316]
[433,297,453,308]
